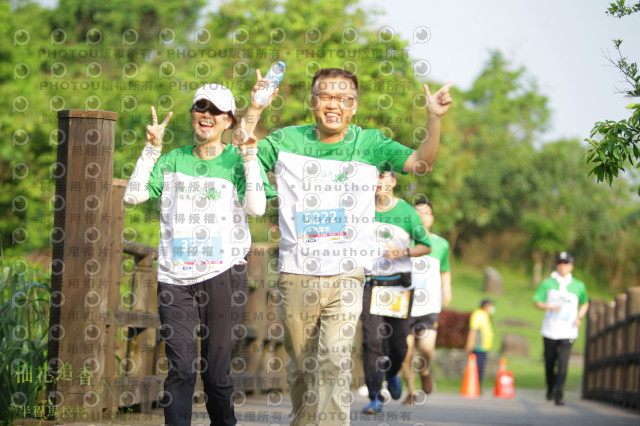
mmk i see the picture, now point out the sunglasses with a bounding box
[193,99,227,116]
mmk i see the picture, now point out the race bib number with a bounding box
[296,206,346,243]
[370,286,412,319]
[549,298,572,321]
[172,233,223,271]
[547,291,575,322]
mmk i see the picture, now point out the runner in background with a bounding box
[360,171,431,414]
[401,197,451,405]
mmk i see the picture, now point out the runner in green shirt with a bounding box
[124,83,274,426]
[237,67,453,425]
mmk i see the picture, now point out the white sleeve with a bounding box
[123,144,162,205]
[242,158,266,217]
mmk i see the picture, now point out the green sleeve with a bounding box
[533,280,551,303]
[440,239,451,272]
[578,282,589,305]
[232,159,278,202]
[259,165,277,200]
[147,155,171,200]
[231,160,247,201]
[257,130,283,173]
[372,131,414,174]
[409,206,431,247]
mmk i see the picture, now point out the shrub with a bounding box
[0,261,51,425]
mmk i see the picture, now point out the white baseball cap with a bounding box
[192,83,236,114]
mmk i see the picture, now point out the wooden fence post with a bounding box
[615,294,627,399]
[626,288,640,407]
[103,178,127,415]
[47,110,117,422]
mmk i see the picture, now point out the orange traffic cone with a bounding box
[494,357,515,398]
[460,353,480,398]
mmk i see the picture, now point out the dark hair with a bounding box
[227,113,238,129]
[311,68,359,95]
[414,197,432,213]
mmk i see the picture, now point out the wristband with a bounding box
[405,248,410,257]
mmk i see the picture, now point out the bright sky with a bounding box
[360,0,640,143]
[36,0,640,143]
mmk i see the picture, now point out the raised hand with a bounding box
[250,68,279,109]
[146,106,173,148]
[425,82,453,117]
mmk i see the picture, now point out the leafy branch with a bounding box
[603,40,640,97]
[585,1,640,195]
[607,0,640,17]
[585,103,640,191]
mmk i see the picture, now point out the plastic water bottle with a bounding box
[254,61,286,106]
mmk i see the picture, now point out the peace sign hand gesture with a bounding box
[250,68,279,109]
[146,106,173,148]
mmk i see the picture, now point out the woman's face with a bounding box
[191,100,232,143]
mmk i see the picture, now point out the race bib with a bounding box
[370,286,412,319]
[172,227,223,272]
[296,205,346,243]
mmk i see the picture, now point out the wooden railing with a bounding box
[583,287,640,409]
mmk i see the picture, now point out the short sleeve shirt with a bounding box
[372,199,431,276]
[533,276,588,340]
[469,309,493,352]
[258,124,413,275]
[147,144,275,285]
[410,233,451,316]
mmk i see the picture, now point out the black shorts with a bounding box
[408,313,440,336]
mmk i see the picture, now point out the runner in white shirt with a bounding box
[124,83,274,426]
[534,251,589,406]
[239,67,453,425]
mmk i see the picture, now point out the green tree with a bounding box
[438,51,550,252]
[585,0,640,194]
[2,0,450,253]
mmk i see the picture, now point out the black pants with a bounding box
[473,351,488,385]
[158,265,247,426]
[361,285,410,400]
[543,337,573,400]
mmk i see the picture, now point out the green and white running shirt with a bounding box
[373,199,431,276]
[533,273,588,340]
[258,124,413,275]
[128,143,275,285]
[410,233,450,317]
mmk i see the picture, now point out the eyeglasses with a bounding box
[312,93,357,108]
[193,99,227,116]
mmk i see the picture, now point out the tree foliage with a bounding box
[2,0,639,290]
[586,1,640,194]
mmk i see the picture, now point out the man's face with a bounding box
[376,172,396,196]
[415,203,434,230]
[557,261,574,277]
[311,77,358,137]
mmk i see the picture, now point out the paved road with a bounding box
[67,389,640,426]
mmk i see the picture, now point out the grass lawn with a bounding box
[429,259,614,392]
